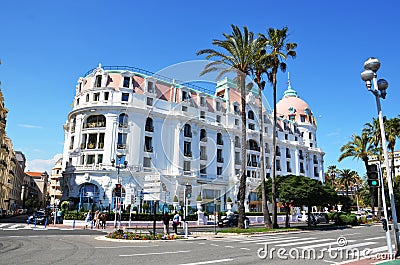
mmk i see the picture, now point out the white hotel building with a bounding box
[61,65,324,213]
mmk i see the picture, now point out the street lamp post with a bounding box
[111,152,128,230]
[361,57,400,255]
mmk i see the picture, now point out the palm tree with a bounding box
[325,165,339,187]
[196,25,259,228]
[363,118,386,218]
[261,27,297,228]
[385,117,400,181]
[337,169,359,198]
[252,38,273,228]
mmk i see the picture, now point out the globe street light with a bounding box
[360,57,399,255]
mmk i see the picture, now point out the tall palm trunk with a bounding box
[238,72,247,229]
[257,77,272,228]
[271,69,279,229]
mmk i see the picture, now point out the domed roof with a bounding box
[276,77,316,125]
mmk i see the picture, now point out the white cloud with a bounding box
[18,124,43,129]
[26,154,62,174]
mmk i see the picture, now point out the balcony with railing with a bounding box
[83,121,106,129]
[145,125,154,132]
[144,146,153,152]
[200,154,207,160]
[117,144,127,149]
[217,157,224,163]
[184,151,192,157]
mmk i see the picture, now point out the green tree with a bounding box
[385,117,400,181]
[265,175,338,227]
[337,169,359,199]
[338,133,377,215]
[261,27,297,228]
[197,25,259,228]
[325,165,339,188]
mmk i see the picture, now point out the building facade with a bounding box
[61,65,324,213]
[0,87,26,213]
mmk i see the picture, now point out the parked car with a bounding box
[27,211,48,225]
[217,214,250,228]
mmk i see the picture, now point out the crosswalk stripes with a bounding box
[209,233,388,257]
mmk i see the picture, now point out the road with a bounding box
[0,217,396,265]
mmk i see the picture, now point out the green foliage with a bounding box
[227,197,232,202]
[196,194,202,201]
[263,175,339,208]
[173,195,178,202]
[60,201,70,212]
[329,212,358,226]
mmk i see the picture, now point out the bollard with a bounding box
[44,218,48,228]
[72,220,75,229]
[34,218,37,227]
[91,220,94,229]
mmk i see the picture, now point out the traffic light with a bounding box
[185,185,192,198]
[367,164,380,187]
[115,183,122,197]
[382,218,388,232]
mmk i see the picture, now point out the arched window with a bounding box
[247,140,259,151]
[248,110,255,120]
[78,183,100,210]
[184,124,192,137]
[85,115,106,128]
[200,129,207,142]
[145,117,154,132]
[119,113,128,128]
[217,133,223,145]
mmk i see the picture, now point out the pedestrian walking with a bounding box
[162,212,170,235]
[94,210,100,229]
[172,212,180,234]
[84,210,92,229]
[56,209,63,224]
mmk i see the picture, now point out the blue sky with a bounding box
[0,0,399,176]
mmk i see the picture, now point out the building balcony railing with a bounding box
[117,144,127,149]
[145,125,154,132]
[217,157,224,163]
[119,122,128,128]
[184,132,192,138]
[83,121,106,129]
[217,140,224,145]
[200,155,207,160]
[144,146,153,152]
[184,152,192,157]
[235,160,241,165]
[200,137,207,142]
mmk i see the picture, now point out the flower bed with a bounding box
[106,229,182,240]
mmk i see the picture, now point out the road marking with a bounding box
[256,237,316,245]
[329,241,376,251]
[364,236,385,241]
[298,240,356,249]
[240,247,250,250]
[210,244,219,247]
[198,242,206,245]
[9,224,20,228]
[179,258,233,265]
[276,238,334,247]
[225,246,234,248]
[0,224,7,228]
[240,236,301,244]
[96,245,159,249]
[120,250,190,257]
